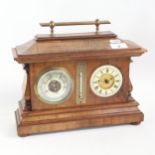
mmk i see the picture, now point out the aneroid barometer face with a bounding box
[35,68,72,104]
[90,65,123,97]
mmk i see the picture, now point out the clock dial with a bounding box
[90,65,123,97]
[35,68,72,104]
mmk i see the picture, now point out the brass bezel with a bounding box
[34,67,73,105]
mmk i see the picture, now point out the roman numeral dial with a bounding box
[90,65,123,97]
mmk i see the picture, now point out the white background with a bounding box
[0,0,155,155]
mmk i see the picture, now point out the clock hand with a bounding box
[109,77,114,81]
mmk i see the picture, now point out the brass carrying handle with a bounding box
[40,19,111,34]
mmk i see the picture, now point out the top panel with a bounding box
[13,31,147,64]
[35,31,117,41]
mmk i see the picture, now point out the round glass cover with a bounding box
[35,68,72,104]
[90,65,123,97]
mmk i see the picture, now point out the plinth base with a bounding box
[15,99,144,137]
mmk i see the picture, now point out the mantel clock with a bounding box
[12,19,147,136]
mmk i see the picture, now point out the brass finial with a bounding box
[95,19,100,32]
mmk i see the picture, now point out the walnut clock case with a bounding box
[12,19,147,136]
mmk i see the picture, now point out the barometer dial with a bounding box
[35,68,72,104]
[90,65,123,97]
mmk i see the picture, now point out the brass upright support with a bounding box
[40,19,111,34]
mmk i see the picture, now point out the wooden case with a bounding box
[13,31,146,136]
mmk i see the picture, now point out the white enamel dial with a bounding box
[35,68,72,104]
[90,65,123,97]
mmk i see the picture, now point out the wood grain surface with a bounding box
[13,31,146,136]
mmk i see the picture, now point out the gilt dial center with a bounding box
[48,80,61,92]
[104,79,109,84]
[98,74,114,89]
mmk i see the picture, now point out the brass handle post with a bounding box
[40,19,111,34]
